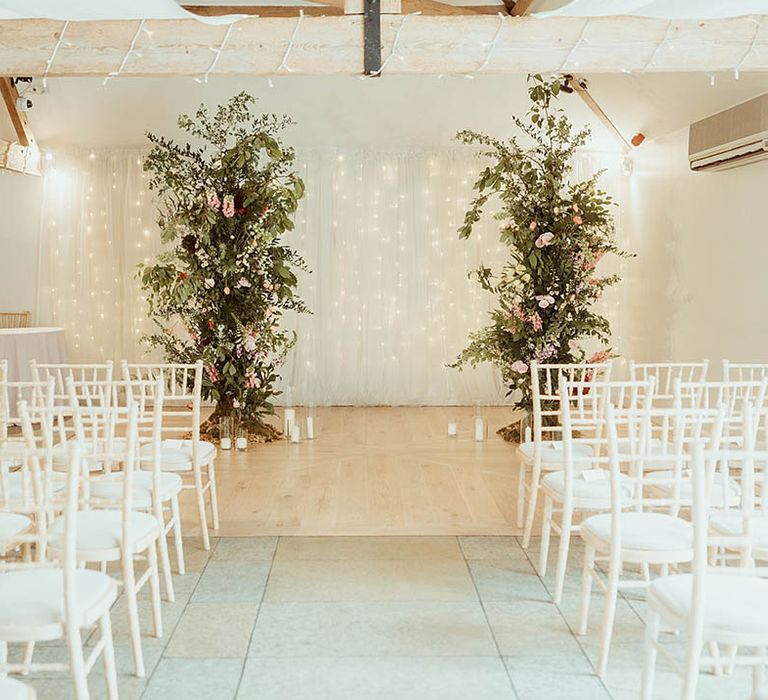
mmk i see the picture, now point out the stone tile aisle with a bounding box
[17,536,754,699]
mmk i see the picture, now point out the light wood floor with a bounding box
[181,406,523,537]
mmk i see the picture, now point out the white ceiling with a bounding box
[20,72,768,153]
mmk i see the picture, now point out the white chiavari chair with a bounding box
[89,376,183,601]
[629,361,709,406]
[123,361,218,550]
[0,405,119,700]
[538,377,656,604]
[578,399,728,679]
[519,360,613,548]
[642,407,768,700]
[47,385,163,679]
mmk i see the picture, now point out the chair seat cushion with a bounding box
[711,514,768,550]
[0,512,32,544]
[52,440,126,472]
[139,439,216,471]
[582,512,693,552]
[2,472,67,502]
[50,510,159,555]
[647,471,740,507]
[541,470,633,508]
[518,440,594,465]
[615,437,666,456]
[0,568,117,636]
[649,573,768,638]
[0,676,37,700]
[90,470,183,508]
[0,439,26,466]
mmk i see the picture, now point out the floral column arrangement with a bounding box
[451,74,630,440]
[140,93,308,442]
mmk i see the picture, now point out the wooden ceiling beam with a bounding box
[0,16,765,77]
[0,77,35,148]
[183,4,345,16]
[508,0,534,15]
[183,2,502,16]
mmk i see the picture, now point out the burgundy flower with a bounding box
[234,193,247,216]
[181,234,198,254]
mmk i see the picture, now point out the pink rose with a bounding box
[232,399,240,409]
[535,232,555,248]
[511,360,528,374]
[529,221,537,231]
[206,190,220,209]
[222,195,235,218]
[224,286,230,295]
[572,215,583,225]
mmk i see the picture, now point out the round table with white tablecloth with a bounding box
[0,327,67,412]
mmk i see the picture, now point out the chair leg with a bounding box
[171,495,186,576]
[640,609,661,700]
[99,612,119,700]
[193,469,211,551]
[516,462,527,530]
[522,464,542,549]
[155,508,175,603]
[538,496,553,577]
[577,544,595,635]
[208,461,220,531]
[147,541,163,639]
[553,505,573,606]
[66,626,88,700]
[20,641,34,675]
[753,647,766,694]
[707,640,723,676]
[596,555,621,679]
[122,555,146,678]
[681,630,703,700]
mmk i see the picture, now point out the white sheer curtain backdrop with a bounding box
[37,147,627,405]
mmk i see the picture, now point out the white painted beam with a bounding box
[0,16,766,77]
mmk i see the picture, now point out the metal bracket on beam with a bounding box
[363,0,382,76]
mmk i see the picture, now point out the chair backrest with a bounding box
[629,361,709,403]
[0,311,30,329]
[30,361,114,407]
[530,361,613,446]
[122,361,203,447]
[722,360,768,384]
[674,378,768,442]
[0,377,56,443]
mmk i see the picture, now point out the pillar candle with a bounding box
[283,408,295,437]
[306,416,314,440]
[474,417,484,442]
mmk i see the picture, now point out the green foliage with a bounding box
[452,74,631,410]
[139,92,309,424]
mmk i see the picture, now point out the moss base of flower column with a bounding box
[200,410,283,444]
[496,411,531,444]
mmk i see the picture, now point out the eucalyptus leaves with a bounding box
[139,92,308,441]
[452,74,629,421]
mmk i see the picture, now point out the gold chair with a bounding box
[0,311,30,328]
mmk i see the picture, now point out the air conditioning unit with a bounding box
[688,92,768,172]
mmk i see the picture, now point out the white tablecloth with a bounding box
[0,327,67,412]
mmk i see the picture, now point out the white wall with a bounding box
[626,127,768,370]
[0,170,42,316]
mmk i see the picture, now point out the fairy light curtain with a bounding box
[37,147,628,405]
